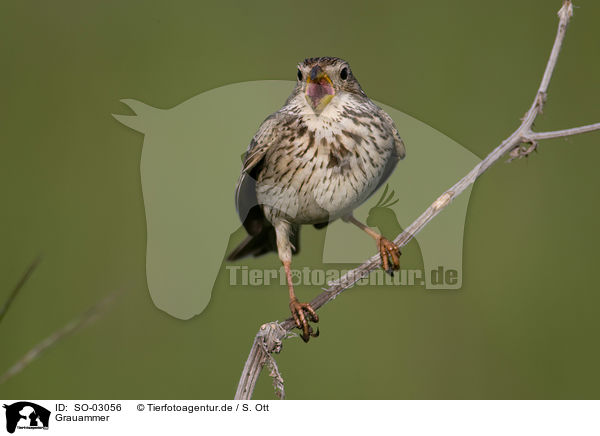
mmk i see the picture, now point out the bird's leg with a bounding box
[283,260,319,342]
[343,214,401,275]
[274,220,318,342]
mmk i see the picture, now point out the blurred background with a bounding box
[1,0,599,399]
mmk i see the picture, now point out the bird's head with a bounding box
[296,57,364,114]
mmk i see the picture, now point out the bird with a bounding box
[227,57,406,342]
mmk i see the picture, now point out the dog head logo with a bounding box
[3,402,50,434]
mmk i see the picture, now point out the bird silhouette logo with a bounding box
[366,184,402,239]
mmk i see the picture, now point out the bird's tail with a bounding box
[226,224,300,261]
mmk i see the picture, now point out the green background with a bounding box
[1,0,599,399]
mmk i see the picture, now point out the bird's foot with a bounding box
[289,298,319,343]
[378,237,401,275]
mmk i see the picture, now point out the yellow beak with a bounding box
[306,65,335,113]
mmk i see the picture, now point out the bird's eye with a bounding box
[340,67,348,80]
[297,69,303,81]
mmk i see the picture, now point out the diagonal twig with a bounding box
[0,291,120,385]
[528,122,600,140]
[235,1,599,400]
[0,256,42,325]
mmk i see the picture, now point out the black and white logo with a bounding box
[3,402,50,434]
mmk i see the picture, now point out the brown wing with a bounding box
[234,113,280,235]
[229,113,301,260]
[369,108,406,196]
[378,108,406,160]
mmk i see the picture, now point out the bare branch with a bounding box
[235,0,598,399]
[0,291,120,385]
[235,322,289,400]
[0,256,42,325]
[529,123,600,140]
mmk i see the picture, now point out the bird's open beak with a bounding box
[305,65,335,113]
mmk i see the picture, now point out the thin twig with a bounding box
[0,291,120,385]
[529,122,600,140]
[235,0,600,399]
[0,256,42,325]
